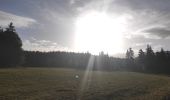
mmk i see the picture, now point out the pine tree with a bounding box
[0,22,23,67]
[126,48,134,60]
[138,49,145,71]
[138,49,145,61]
[145,45,155,72]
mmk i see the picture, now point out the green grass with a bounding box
[0,68,170,100]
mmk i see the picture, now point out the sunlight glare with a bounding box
[75,11,127,55]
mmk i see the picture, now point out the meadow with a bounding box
[0,68,170,100]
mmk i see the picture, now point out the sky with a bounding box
[1,0,170,57]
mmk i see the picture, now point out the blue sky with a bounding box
[1,0,170,57]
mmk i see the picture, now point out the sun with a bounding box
[74,11,127,55]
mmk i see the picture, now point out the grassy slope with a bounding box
[0,68,170,100]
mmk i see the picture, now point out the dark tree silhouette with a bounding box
[0,22,23,67]
[137,49,145,71]
[125,48,136,71]
[23,45,170,74]
[155,48,169,73]
[145,45,155,72]
[0,26,3,32]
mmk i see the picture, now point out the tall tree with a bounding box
[138,49,145,58]
[138,49,145,71]
[126,48,134,60]
[145,45,155,72]
[146,45,154,57]
[126,48,135,71]
[0,22,23,67]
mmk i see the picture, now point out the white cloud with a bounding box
[70,0,75,5]
[0,10,36,28]
[23,38,71,52]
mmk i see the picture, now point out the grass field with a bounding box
[0,68,170,100]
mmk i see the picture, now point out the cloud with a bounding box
[143,27,170,39]
[72,0,170,35]
[23,38,71,52]
[0,10,36,28]
[111,0,170,12]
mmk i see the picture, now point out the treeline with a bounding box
[136,46,170,73]
[23,51,126,71]
[1,23,170,74]
[23,46,170,74]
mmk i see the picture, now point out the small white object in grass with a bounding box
[75,75,79,79]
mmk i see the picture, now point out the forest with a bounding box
[1,23,170,74]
